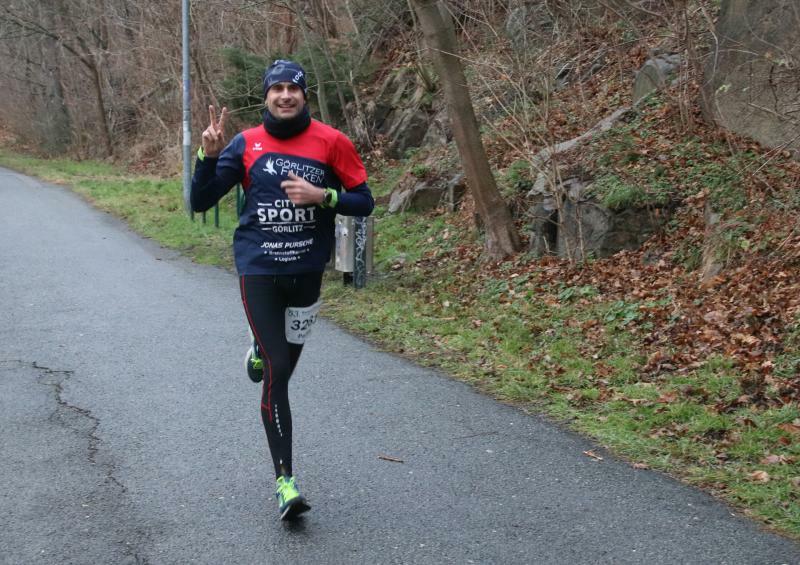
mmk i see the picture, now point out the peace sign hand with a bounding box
[201,105,228,158]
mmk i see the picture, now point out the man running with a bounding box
[190,60,374,520]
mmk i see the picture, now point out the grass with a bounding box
[2,147,799,539]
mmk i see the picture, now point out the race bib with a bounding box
[285,301,321,344]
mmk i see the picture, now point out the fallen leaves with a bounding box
[777,421,800,436]
[760,454,794,466]
[656,391,679,404]
[554,241,799,409]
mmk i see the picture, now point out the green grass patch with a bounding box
[0,151,120,180]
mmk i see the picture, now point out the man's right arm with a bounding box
[190,134,245,212]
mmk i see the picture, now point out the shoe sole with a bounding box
[280,497,311,521]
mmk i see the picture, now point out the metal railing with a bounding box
[192,185,244,228]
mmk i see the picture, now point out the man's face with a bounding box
[265,82,305,120]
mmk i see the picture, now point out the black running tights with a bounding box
[239,272,323,478]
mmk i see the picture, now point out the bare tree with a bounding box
[1,2,115,156]
[409,0,521,259]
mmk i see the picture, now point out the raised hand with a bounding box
[201,105,228,158]
[281,172,325,206]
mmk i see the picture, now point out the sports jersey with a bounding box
[191,119,373,275]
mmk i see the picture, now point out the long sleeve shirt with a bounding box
[191,120,374,275]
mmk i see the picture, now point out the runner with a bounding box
[190,59,374,520]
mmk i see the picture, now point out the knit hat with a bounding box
[263,59,308,99]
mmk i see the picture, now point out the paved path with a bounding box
[1,168,798,564]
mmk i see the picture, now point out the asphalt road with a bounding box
[1,168,799,565]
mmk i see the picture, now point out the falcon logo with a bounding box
[253,142,263,151]
[263,157,277,175]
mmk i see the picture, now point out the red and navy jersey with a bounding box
[191,120,373,275]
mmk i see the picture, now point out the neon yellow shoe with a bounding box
[276,475,311,520]
[244,343,264,383]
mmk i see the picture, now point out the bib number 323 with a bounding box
[285,301,322,344]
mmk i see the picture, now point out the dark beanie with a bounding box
[263,59,308,99]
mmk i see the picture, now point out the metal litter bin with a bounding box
[334,215,373,288]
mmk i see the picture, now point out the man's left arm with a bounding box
[333,182,373,216]
[281,174,374,216]
[330,132,374,217]
[282,132,374,215]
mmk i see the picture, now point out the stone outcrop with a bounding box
[703,0,800,153]
[504,3,553,52]
[365,67,447,158]
[387,171,467,214]
[527,173,669,260]
[700,201,724,281]
[632,53,682,105]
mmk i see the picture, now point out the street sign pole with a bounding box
[181,0,192,219]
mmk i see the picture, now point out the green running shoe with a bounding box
[244,343,264,383]
[275,475,310,520]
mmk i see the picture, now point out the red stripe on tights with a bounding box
[240,276,273,422]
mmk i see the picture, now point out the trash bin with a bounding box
[334,216,373,287]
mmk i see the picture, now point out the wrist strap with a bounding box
[322,188,339,209]
[197,146,205,161]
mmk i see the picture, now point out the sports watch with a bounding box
[322,188,338,209]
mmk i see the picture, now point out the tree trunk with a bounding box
[88,55,114,157]
[40,3,71,153]
[295,7,332,124]
[409,0,521,259]
[317,30,356,134]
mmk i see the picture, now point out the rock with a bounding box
[387,184,414,214]
[527,200,559,256]
[387,169,465,214]
[700,200,724,281]
[385,108,432,158]
[407,184,445,211]
[366,100,392,133]
[387,180,439,213]
[367,69,438,158]
[419,107,450,147]
[443,173,467,211]
[528,176,670,260]
[632,53,681,105]
[703,0,800,152]
[559,199,666,260]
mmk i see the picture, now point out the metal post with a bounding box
[181,0,192,217]
[214,203,220,227]
[353,216,367,289]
